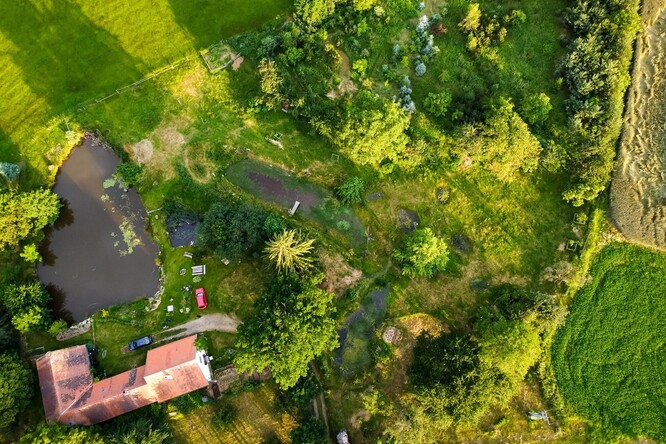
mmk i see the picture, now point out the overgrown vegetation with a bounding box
[559,0,640,205]
[0,0,655,441]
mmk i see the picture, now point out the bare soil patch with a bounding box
[318,250,362,296]
[611,1,666,248]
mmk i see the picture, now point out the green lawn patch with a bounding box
[552,243,666,441]
[0,0,291,185]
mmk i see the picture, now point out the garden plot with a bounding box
[225,159,365,244]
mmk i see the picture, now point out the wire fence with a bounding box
[76,52,201,112]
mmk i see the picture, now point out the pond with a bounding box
[37,138,159,323]
[225,159,366,245]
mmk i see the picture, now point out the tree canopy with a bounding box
[334,91,411,172]
[264,229,315,274]
[2,281,51,333]
[462,97,542,182]
[394,228,449,278]
[234,274,338,389]
[197,200,271,260]
[0,189,61,250]
[0,353,33,428]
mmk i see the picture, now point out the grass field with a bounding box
[552,243,666,441]
[0,0,291,185]
[168,384,297,443]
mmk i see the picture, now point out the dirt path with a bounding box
[611,0,666,247]
[157,313,240,343]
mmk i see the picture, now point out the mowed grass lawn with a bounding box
[0,0,291,180]
[552,243,666,441]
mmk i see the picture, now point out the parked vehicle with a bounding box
[128,335,153,351]
[195,287,208,309]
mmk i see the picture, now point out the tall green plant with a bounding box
[264,229,315,274]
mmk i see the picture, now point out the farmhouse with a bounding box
[36,335,211,425]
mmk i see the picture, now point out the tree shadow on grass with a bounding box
[167,0,292,50]
[0,1,143,113]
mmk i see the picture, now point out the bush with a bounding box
[394,228,449,278]
[414,61,426,76]
[0,163,20,182]
[336,176,365,205]
[115,162,143,187]
[424,92,452,118]
[521,93,552,125]
[214,402,236,427]
[48,319,68,336]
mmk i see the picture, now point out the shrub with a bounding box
[424,92,452,117]
[394,228,449,278]
[48,319,68,336]
[521,93,552,125]
[19,244,41,263]
[414,61,426,76]
[115,162,143,187]
[336,176,365,205]
[0,163,20,182]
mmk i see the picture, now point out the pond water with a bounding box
[37,138,159,322]
[226,159,366,245]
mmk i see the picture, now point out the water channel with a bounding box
[37,138,159,322]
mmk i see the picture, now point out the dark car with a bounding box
[128,335,153,351]
[195,287,208,309]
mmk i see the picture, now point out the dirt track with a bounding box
[611,0,666,247]
[156,313,239,343]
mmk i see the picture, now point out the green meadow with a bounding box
[552,243,666,441]
[0,0,291,183]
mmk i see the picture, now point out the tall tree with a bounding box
[264,229,315,274]
[295,0,336,28]
[0,353,33,428]
[335,91,410,172]
[197,201,269,260]
[234,274,338,389]
[461,97,542,182]
[2,281,51,333]
[0,189,61,250]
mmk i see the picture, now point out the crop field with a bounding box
[0,0,291,184]
[552,243,666,441]
[611,0,666,248]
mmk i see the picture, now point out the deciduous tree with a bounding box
[461,97,542,182]
[335,91,410,172]
[394,228,449,278]
[234,274,337,389]
[0,189,61,250]
[0,353,33,428]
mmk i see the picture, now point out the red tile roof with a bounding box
[36,345,93,422]
[36,335,209,425]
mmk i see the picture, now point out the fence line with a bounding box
[76,53,198,112]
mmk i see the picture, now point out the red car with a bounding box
[195,287,208,309]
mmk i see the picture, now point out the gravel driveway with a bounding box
[156,313,240,343]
